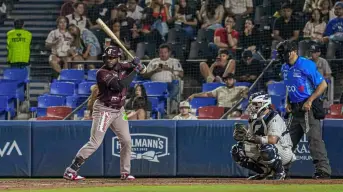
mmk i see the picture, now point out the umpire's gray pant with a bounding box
[289,108,331,175]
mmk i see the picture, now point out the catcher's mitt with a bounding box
[233,123,249,141]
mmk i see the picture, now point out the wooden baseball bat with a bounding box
[96,18,135,59]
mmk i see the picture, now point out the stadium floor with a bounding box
[0,178,343,191]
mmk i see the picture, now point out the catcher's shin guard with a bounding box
[259,144,285,180]
[231,143,265,174]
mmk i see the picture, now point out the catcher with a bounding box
[231,92,296,180]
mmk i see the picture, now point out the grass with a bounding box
[7,185,343,192]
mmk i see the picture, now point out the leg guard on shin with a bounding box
[70,156,85,172]
[231,143,265,174]
[259,144,284,174]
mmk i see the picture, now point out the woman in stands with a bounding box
[197,0,224,30]
[199,49,236,83]
[174,0,198,39]
[68,24,101,69]
[239,18,261,59]
[45,16,74,75]
[109,19,134,55]
[298,9,326,56]
[125,84,152,112]
[127,96,148,120]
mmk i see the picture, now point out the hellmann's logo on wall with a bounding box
[112,134,169,163]
[294,135,312,161]
[0,141,22,157]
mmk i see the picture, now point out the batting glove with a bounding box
[134,63,147,74]
[132,57,141,66]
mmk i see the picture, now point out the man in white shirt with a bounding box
[145,44,184,103]
[66,2,89,31]
[127,0,143,22]
[173,101,198,120]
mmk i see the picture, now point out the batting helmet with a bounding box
[102,46,122,62]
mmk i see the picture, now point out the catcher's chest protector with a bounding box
[249,111,278,136]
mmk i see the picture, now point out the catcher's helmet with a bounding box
[276,40,297,63]
[248,92,272,120]
[102,46,122,62]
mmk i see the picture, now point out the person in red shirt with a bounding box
[209,16,239,57]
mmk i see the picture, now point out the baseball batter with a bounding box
[231,92,296,180]
[63,46,146,181]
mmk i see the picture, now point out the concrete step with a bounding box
[11,9,60,14]
[0,27,54,32]
[0,32,48,38]
[14,3,61,9]
[6,15,56,20]
[19,0,64,3]
[5,20,56,26]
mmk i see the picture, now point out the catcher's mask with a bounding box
[247,92,272,120]
[103,46,122,68]
[276,40,297,64]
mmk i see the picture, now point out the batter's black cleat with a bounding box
[313,170,331,179]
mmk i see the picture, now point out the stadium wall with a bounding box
[0,120,342,178]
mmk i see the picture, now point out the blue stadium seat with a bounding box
[38,94,65,108]
[189,98,217,110]
[143,82,168,97]
[66,95,89,108]
[202,83,224,92]
[0,80,17,100]
[78,81,96,95]
[0,95,15,119]
[147,96,166,119]
[50,82,76,96]
[87,69,97,81]
[3,67,29,83]
[268,81,286,96]
[60,69,85,83]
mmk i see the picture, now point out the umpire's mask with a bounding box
[276,40,297,64]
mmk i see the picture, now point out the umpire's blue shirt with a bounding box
[281,57,324,103]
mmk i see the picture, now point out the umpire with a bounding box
[276,40,331,179]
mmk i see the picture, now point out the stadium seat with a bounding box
[36,116,64,120]
[167,28,187,43]
[59,69,85,83]
[196,29,214,43]
[254,5,265,25]
[235,82,252,87]
[187,41,211,60]
[87,69,97,81]
[0,80,18,100]
[135,42,157,59]
[147,96,165,119]
[0,95,15,119]
[198,106,225,119]
[202,83,224,92]
[143,82,168,97]
[37,94,65,108]
[78,81,96,95]
[46,106,72,119]
[3,67,29,83]
[66,95,89,108]
[189,97,217,111]
[325,104,343,118]
[268,82,286,96]
[50,82,76,96]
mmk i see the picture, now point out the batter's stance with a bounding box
[63,46,146,181]
[277,40,331,179]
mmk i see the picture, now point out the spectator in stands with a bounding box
[125,84,152,111]
[200,49,236,83]
[303,0,322,14]
[7,19,32,68]
[172,101,197,120]
[236,50,262,83]
[127,0,143,22]
[61,0,78,16]
[66,2,92,30]
[114,4,135,45]
[197,0,224,30]
[144,44,184,108]
[309,44,332,79]
[298,9,326,56]
[174,0,198,39]
[127,96,148,120]
[88,0,116,28]
[45,16,73,74]
[109,19,131,51]
[239,18,260,56]
[283,0,306,14]
[68,24,101,68]
[224,0,253,17]
[188,73,248,118]
[323,2,343,59]
[211,16,239,56]
[320,0,333,22]
[271,3,300,54]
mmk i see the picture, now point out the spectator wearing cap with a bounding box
[199,49,236,83]
[188,73,248,118]
[323,1,343,59]
[236,50,262,84]
[126,0,143,22]
[309,44,332,79]
[271,3,300,54]
[66,2,91,31]
[172,101,198,120]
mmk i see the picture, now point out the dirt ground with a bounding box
[0,178,343,190]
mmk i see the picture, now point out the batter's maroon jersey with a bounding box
[96,62,134,109]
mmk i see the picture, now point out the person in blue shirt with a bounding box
[323,2,343,59]
[277,40,331,179]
